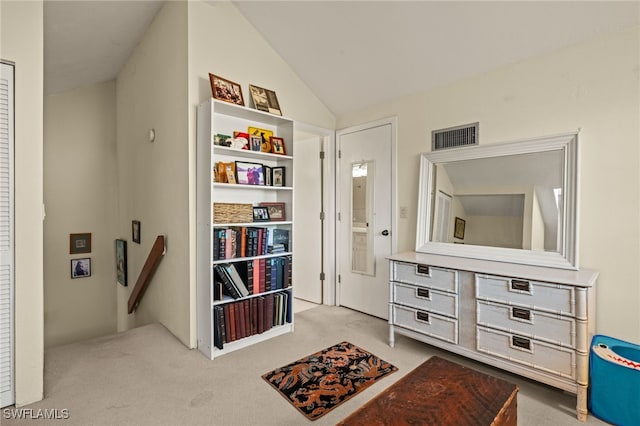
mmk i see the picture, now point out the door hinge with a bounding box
[320,272,325,281]
[338,150,342,159]
[337,212,341,221]
[338,274,341,283]
[320,211,325,220]
[320,151,325,160]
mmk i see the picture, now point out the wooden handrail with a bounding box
[128,235,166,314]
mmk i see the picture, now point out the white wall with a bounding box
[338,26,640,342]
[0,0,44,407]
[43,81,118,348]
[116,2,191,345]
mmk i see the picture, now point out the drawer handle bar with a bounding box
[512,307,531,321]
[511,279,530,292]
[416,288,430,299]
[512,336,531,350]
[416,311,430,323]
[416,264,430,275]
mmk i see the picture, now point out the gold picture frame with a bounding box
[209,73,244,106]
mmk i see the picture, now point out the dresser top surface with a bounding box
[389,252,598,287]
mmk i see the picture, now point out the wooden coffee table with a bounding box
[338,356,518,426]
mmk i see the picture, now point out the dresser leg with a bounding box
[576,385,588,422]
[389,325,395,348]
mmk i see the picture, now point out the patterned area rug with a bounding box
[262,341,398,420]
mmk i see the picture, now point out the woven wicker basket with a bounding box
[213,202,253,223]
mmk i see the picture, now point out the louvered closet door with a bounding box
[0,62,15,408]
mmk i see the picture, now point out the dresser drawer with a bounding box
[392,305,458,344]
[393,262,458,294]
[393,282,458,318]
[477,300,575,348]
[477,326,576,379]
[475,274,575,316]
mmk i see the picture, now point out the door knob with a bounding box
[381,230,389,236]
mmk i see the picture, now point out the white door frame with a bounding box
[294,121,336,306]
[335,117,397,308]
[0,60,15,408]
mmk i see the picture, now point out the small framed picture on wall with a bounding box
[70,233,91,254]
[115,239,127,287]
[132,220,141,244]
[71,258,91,279]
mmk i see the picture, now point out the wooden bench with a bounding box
[337,356,518,426]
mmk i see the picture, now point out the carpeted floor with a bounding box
[5,305,607,425]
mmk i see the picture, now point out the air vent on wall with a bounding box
[432,122,479,151]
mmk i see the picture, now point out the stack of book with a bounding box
[213,289,292,350]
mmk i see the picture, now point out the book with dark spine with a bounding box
[213,305,225,349]
[265,258,272,291]
[214,265,241,299]
[228,302,237,341]
[257,296,265,334]
[259,259,266,293]
[223,263,249,297]
[237,300,246,339]
[222,303,231,343]
[243,299,251,337]
[250,297,258,335]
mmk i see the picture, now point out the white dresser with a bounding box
[388,252,597,421]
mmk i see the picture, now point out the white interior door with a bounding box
[338,119,395,319]
[0,61,15,408]
[293,135,323,303]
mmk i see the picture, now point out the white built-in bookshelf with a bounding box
[197,99,294,359]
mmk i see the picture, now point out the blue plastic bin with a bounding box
[589,335,640,425]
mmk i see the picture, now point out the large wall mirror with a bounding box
[416,132,579,270]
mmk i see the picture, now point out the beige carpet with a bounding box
[7,305,606,425]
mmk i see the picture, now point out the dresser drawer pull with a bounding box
[416,311,430,323]
[416,288,430,299]
[416,264,430,275]
[512,336,531,350]
[512,307,531,321]
[511,279,531,292]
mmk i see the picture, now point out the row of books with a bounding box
[214,255,292,300]
[213,290,292,349]
[213,227,290,260]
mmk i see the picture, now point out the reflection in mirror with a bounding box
[351,161,375,275]
[431,150,563,251]
[416,132,578,269]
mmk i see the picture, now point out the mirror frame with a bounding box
[416,132,579,270]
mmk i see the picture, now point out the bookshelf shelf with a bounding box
[211,251,293,265]
[197,98,295,360]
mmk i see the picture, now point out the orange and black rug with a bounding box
[261,341,398,420]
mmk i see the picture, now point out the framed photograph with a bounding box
[213,133,231,147]
[263,165,272,186]
[270,137,286,155]
[249,135,262,152]
[225,164,236,184]
[209,73,244,106]
[248,84,282,116]
[260,202,286,221]
[253,206,271,222]
[70,233,91,254]
[248,126,274,153]
[115,239,127,286]
[71,258,91,279]
[235,161,265,185]
[272,166,286,187]
[454,217,466,239]
[132,220,141,244]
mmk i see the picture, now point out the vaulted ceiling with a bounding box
[44,1,639,116]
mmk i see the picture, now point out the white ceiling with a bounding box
[44,1,639,116]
